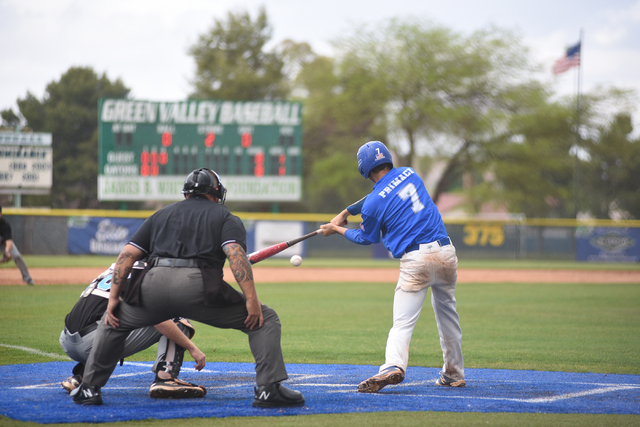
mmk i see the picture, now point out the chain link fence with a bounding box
[3,211,639,262]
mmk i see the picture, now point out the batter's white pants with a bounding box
[380,243,464,381]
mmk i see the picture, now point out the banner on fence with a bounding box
[576,227,640,262]
[68,217,144,255]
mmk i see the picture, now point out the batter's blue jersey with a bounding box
[344,167,447,258]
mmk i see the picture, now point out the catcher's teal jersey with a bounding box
[344,167,447,258]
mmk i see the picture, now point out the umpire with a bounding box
[72,168,304,408]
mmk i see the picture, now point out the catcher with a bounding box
[60,261,207,398]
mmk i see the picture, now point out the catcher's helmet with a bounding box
[182,168,227,204]
[357,141,393,179]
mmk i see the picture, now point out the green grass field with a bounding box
[1,258,639,426]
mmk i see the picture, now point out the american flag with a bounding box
[552,42,581,75]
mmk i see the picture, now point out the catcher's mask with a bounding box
[357,141,393,179]
[182,168,227,204]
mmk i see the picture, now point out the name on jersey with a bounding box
[377,169,414,198]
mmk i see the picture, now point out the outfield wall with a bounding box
[2,208,640,262]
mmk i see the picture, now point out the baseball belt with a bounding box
[153,258,199,268]
[404,237,451,254]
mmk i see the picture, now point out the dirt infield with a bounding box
[1,266,639,285]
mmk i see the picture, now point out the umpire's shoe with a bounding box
[72,383,103,405]
[252,382,305,408]
[149,378,207,399]
[358,366,405,393]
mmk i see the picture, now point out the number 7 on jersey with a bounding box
[398,183,425,213]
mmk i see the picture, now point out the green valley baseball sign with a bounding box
[98,99,303,201]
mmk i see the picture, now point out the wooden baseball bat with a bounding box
[248,229,322,264]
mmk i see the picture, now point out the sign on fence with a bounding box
[0,132,53,194]
[68,217,144,255]
[576,227,640,262]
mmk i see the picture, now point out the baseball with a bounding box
[290,255,302,267]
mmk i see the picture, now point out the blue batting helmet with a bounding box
[357,141,393,179]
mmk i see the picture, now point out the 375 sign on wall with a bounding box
[98,98,303,202]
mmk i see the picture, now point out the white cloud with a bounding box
[632,0,640,20]
[603,0,640,23]
[2,0,75,15]
[593,27,627,46]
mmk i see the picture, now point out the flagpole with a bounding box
[574,29,583,218]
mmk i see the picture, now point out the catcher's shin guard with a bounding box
[72,362,85,377]
[152,319,194,377]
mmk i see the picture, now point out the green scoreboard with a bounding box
[98,98,303,202]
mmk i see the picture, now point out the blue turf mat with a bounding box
[1,361,639,423]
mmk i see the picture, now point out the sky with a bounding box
[1,0,640,129]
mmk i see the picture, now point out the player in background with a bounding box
[60,262,207,399]
[0,206,35,285]
[320,141,465,392]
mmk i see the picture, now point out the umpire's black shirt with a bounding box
[128,195,246,269]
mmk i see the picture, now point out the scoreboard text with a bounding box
[0,132,52,194]
[98,99,303,202]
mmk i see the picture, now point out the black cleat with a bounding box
[252,382,305,408]
[72,383,103,405]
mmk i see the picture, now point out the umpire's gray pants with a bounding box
[82,266,287,388]
[1,242,33,284]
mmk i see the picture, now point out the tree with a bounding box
[301,20,549,208]
[1,109,21,129]
[296,51,391,212]
[14,93,45,131]
[465,84,640,219]
[188,7,288,100]
[470,98,577,217]
[379,24,543,202]
[582,113,640,219]
[17,67,129,208]
[277,39,316,93]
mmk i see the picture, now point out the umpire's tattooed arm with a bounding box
[223,242,263,330]
[106,245,144,328]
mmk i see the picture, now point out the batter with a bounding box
[320,141,465,392]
